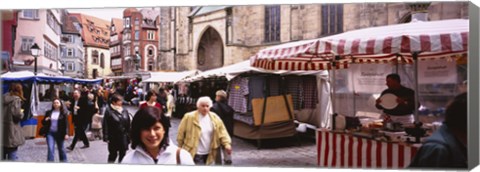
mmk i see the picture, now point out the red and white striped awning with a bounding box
[251,19,468,71]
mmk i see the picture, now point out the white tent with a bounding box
[181,60,331,82]
[179,61,331,128]
[142,70,200,83]
[250,19,468,125]
[181,61,256,82]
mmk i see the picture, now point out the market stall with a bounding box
[249,19,468,168]
[2,70,103,138]
[317,130,420,168]
[180,60,333,148]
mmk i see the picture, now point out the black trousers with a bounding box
[69,123,89,148]
[194,154,208,165]
[107,142,126,163]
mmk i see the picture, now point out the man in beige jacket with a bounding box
[177,96,232,165]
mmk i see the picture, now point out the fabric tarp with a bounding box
[248,19,468,127]
[142,70,200,83]
[1,70,103,84]
[181,60,330,82]
[250,19,468,71]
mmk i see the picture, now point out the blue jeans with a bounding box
[46,132,67,162]
[2,147,18,161]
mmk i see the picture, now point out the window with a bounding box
[92,50,99,64]
[22,10,39,19]
[111,25,116,32]
[47,11,61,35]
[124,46,131,56]
[100,53,105,68]
[44,41,58,60]
[21,37,35,53]
[67,63,75,71]
[60,45,66,57]
[135,30,140,40]
[124,17,131,28]
[264,5,281,43]
[123,32,131,41]
[321,4,343,35]
[67,48,75,57]
[73,23,82,32]
[68,35,74,43]
[148,60,154,71]
[148,48,153,56]
[135,18,140,25]
[147,30,155,40]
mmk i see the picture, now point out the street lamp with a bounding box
[30,43,41,75]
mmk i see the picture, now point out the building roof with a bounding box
[62,16,81,35]
[140,8,159,29]
[111,18,123,35]
[69,13,111,49]
[188,6,231,17]
[140,8,159,20]
[124,7,139,13]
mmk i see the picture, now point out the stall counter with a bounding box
[317,129,421,169]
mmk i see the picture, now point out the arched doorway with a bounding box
[197,27,224,71]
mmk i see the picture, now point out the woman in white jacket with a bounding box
[122,106,194,165]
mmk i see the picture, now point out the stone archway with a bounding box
[197,27,224,71]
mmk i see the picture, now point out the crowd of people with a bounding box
[2,82,234,165]
[1,75,468,168]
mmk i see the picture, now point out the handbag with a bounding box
[39,126,47,136]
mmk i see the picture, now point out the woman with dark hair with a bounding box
[2,83,26,160]
[122,106,194,165]
[41,98,69,162]
[139,90,163,111]
[103,94,131,163]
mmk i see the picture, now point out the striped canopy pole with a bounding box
[412,51,420,125]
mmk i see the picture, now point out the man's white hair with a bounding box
[196,96,213,108]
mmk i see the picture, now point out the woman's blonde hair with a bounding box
[9,83,25,101]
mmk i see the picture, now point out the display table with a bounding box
[317,130,420,169]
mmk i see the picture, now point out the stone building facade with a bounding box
[12,9,63,76]
[121,8,160,74]
[157,2,468,72]
[60,11,85,78]
[109,18,123,76]
[70,13,112,78]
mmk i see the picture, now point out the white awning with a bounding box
[142,70,200,83]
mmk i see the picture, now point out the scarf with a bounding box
[110,104,123,114]
[147,101,156,107]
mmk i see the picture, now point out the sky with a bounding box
[67,8,126,21]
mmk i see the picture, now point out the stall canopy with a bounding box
[249,19,468,124]
[250,19,468,70]
[181,60,331,82]
[142,70,200,83]
[182,60,256,82]
[1,70,103,84]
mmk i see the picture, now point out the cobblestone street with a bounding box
[16,105,318,167]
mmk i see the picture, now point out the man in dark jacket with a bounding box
[67,90,95,150]
[409,92,467,169]
[103,94,131,163]
[210,90,234,165]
